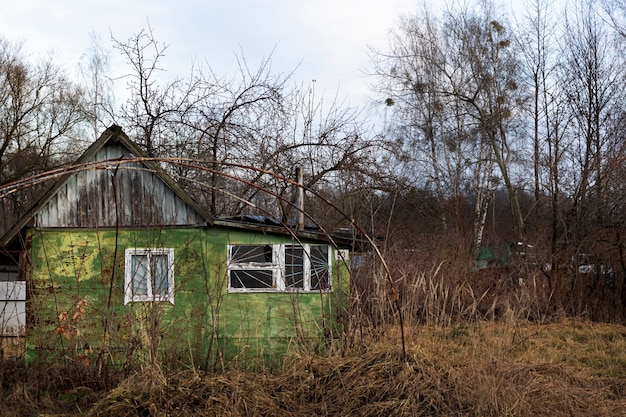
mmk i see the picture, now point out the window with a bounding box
[228,245,278,290]
[124,248,174,304]
[309,245,330,290]
[285,246,305,289]
[228,244,331,292]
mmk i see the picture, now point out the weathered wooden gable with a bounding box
[35,130,207,228]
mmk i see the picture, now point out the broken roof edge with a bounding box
[0,125,369,252]
[0,125,213,248]
[213,217,367,251]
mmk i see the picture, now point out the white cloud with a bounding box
[0,0,417,113]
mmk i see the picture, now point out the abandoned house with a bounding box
[0,125,350,368]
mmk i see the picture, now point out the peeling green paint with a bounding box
[26,226,349,368]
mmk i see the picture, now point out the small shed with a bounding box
[0,125,350,368]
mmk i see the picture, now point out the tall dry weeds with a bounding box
[82,321,626,417]
[1,320,626,416]
[349,242,556,344]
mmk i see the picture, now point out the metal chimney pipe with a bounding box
[295,166,305,230]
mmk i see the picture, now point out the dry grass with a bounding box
[2,319,626,416]
[2,253,625,416]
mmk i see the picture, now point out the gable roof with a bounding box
[1,125,360,251]
[0,125,212,247]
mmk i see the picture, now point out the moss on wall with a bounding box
[26,226,349,369]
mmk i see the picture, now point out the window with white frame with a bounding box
[228,245,278,290]
[228,244,332,291]
[124,248,174,304]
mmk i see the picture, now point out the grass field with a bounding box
[2,318,626,416]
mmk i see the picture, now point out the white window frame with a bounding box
[124,248,175,304]
[227,244,332,292]
[227,244,281,290]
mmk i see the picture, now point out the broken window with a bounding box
[228,245,278,289]
[310,245,330,290]
[285,245,305,289]
[228,244,331,292]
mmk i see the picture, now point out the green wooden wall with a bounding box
[26,226,349,369]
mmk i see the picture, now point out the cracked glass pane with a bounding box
[285,246,304,289]
[131,254,149,296]
[311,246,330,290]
[230,269,274,289]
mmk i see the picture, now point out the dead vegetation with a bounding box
[2,244,626,416]
[1,319,626,416]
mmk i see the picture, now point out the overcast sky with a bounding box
[0,0,531,133]
[0,0,428,117]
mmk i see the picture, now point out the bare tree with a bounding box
[371,1,526,253]
[516,0,569,290]
[601,0,626,39]
[112,25,201,158]
[184,52,287,215]
[516,0,558,222]
[370,7,478,246]
[79,32,116,138]
[266,83,391,225]
[0,37,85,233]
[561,0,624,244]
[109,26,389,227]
[0,39,85,182]
[371,9,455,231]
[448,7,526,244]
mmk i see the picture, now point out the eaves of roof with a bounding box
[0,125,213,248]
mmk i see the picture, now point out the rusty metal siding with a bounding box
[35,142,204,228]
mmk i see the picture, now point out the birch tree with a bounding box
[371,1,525,251]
